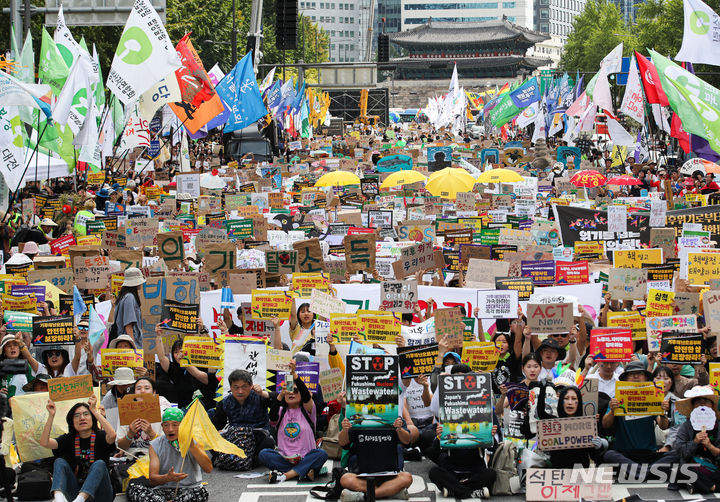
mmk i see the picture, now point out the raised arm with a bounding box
[39,400,59,450]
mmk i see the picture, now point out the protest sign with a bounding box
[180,335,223,368]
[521,260,555,286]
[73,256,110,290]
[330,314,359,344]
[204,242,236,280]
[281,361,320,392]
[223,336,267,392]
[380,281,418,313]
[118,393,161,426]
[251,290,293,319]
[687,252,720,286]
[496,277,534,301]
[589,328,633,361]
[660,333,703,365]
[646,288,675,317]
[537,416,597,451]
[265,250,298,275]
[267,348,293,371]
[476,290,518,319]
[462,341,500,372]
[292,273,331,297]
[526,467,612,501]
[229,271,262,294]
[613,248,663,269]
[646,315,698,352]
[100,349,144,377]
[439,372,493,448]
[4,311,36,332]
[606,310,645,341]
[28,269,74,293]
[345,234,376,273]
[32,316,74,345]
[157,231,184,269]
[160,300,199,333]
[608,268,647,301]
[614,381,665,416]
[310,289,347,319]
[554,261,589,284]
[2,293,38,314]
[320,367,344,402]
[48,374,94,402]
[397,344,438,377]
[574,241,605,259]
[359,312,401,343]
[10,284,45,303]
[526,303,573,335]
[580,378,599,417]
[704,290,720,333]
[675,292,701,316]
[466,259,507,289]
[293,238,326,273]
[345,354,399,427]
[434,307,465,345]
[109,249,143,271]
[125,218,158,248]
[392,242,444,279]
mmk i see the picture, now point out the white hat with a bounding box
[676,386,720,417]
[40,218,58,227]
[109,334,137,350]
[107,367,136,386]
[122,267,146,287]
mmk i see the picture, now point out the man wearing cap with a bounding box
[39,218,58,240]
[126,408,212,502]
[601,361,678,478]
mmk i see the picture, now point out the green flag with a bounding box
[10,25,20,61]
[39,28,69,96]
[54,123,77,172]
[92,45,106,111]
[650,50,720,153]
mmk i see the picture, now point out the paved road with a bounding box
[110,457,714,501]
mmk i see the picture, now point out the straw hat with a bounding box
[676,386,720,417]
[109,334,137,350]
[40,218,58,227]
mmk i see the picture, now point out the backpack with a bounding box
[309,467,347,500]
[16,464,50,501]
[321,413,342,459]
[490,440,520,495]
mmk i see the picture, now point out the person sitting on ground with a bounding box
[211,369,277,469]
[101,367,136,418]
[126,408,213,502]
[117,377,172,457]
[40,395,116,502]
[260,359,328,483]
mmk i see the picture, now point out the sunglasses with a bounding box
[550,333,569,338]
[46,351,63,357]
[77,326,89,331]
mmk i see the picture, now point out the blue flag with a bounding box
[215,52,269,133]
[73,285,87,322]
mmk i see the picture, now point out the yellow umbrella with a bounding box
[425,167,476,199]
[475,168,525,183]
[379,170,428,190]
[314,171,361,187]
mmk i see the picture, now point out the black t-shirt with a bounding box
[53,430,116,476]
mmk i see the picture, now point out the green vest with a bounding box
[73,210,94,236]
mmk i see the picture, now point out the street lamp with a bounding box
[231,0,238,66]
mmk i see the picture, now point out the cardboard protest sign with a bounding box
[265,250,298,275]
[392,242,444,279]
[380,281,418,313]
[109,249,143,271]
[345,354,399,427]
[646,288,675,317]
[160,300,199,334]
[527,303,573,335]
[537,416,597,451]
[589,328,633,361]
[330,314,358,344]
[180,335,223,368]
[157,231,184,269]
[459,244,492,271]
[319,368,344,402]
[526,467,612,501]
[614,381,665,416]
[293,238,326,273]
[660,333,703,365]
[476,290,518,319]
[439,372,493,448]
[251,290,293,319]
[646,315,698,352]
[359,312,401,343]
[204,242,236,280]
[28,269,74,293]
[229,270,263,294]
[607,267,647,300]
[100,349,144,377]
[125,218,159,248]
[580,378,599,417]
[606,310,645,341]
[48,375,94,402]
[397,344,438,378]
[267,348,293,371]
[703,290,720,333]
[118,393,161,426]
[32,316,74,345]
[310,289,347,319]
[465,258,509,288]
[462,341,500,372]
[345,234,376,273]
[495,277,534,301]
[434,307,465,345]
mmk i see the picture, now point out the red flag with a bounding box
[670,113,690,154]
[635,51,669,107]
[173,34,215,108]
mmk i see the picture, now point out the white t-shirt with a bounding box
[587,369,621,397]
[400,379,433,421]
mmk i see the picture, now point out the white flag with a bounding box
[620,56,645,124]
[677,0,720,65]
[532,107,546,143]
[54,5,83,68]
[592,65,614,113]
[607,117,636,147]
[118,103,150,153]
[0,107,28,192]
[652,104,671,133]
[100,106,116,161]
[53,54,94,135]
[137,73,182,121]
[107,0,182,105]
[601,43,624,74]
[516,102,539,128]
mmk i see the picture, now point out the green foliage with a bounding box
[559,0,637,73]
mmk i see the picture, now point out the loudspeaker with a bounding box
[378,34,389,62]
[276,0,298,50]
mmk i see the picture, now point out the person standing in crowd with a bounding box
[113,268,145,346]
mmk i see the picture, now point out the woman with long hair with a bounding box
[288,300,317,355]
[113,268,145,346]
[39,395,116,502]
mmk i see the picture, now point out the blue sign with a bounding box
[557,146,582,168]
[616,57,631,86]
[148,140,160,158]
[427,147,453,172]
[376,154,413,173]
[149,116,162,133]
[481,148,500,165]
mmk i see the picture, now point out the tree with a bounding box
[559,0,636,73]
